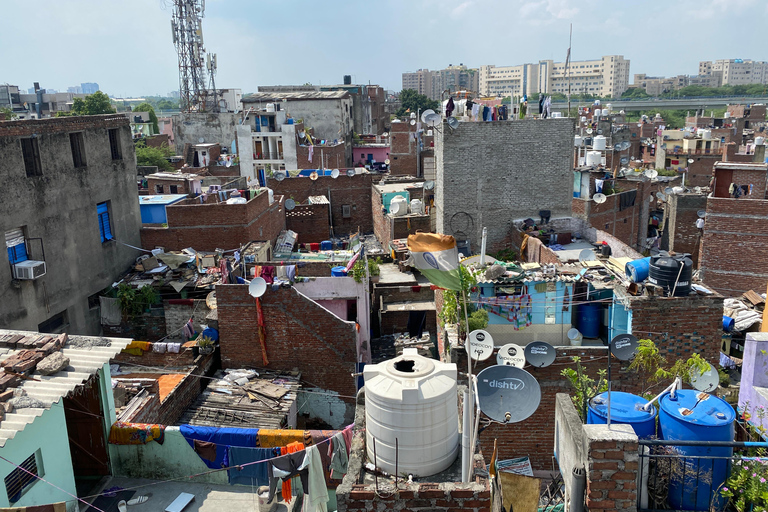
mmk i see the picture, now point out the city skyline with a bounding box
[2,0,767,97]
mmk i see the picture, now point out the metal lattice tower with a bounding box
[171,0,216,112]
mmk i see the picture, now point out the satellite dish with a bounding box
[298,131,306,140]
[309,171,319,181]
[410,119,416,126]
[467,330,494,361]
[206,291,217,310]
[690,362,719,393]
[331,169,340,179]
[586,128,593,134]
[424,113,441,127]
[497,343,526,368]
[688,158,695,163]
[609,334,639,361]
[593,193,607,204]
[447,116,459,129]
[620,157,629,165]
[525,341,556,368]
[248,277,267,298]
[656,191,666,200]
[697,209,706,218]
[384,159,390,165]
[664,187,675,195]
[274,171,286,182]
[621,141,631,150]
[346,168,356,177]
[198,137,205,143]
[579,249,597,262]
[476,365,541,423]
[649,195,654,202]
[613,143,622,151]
[597,129,603,135]
[420,109,436,123]
[285,198,296,210]
[424,180,435,191]
[383,132,389,137]
[390,201,403,216]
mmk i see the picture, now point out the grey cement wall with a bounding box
[554,393,587,505]
[173,112,240,151]
[0,116,142,335]
[435,118,576,252]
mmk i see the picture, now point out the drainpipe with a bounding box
[570,466,586,512]
[461,387,471,482]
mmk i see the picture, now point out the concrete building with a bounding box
[478,55,630,98]
[81,82,99,95]
[401,64,479,101]
[215,88,243,112]
[700,58,768,85]
[434,118,575,253]
[0,114,142,335]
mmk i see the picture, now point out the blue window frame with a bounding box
[97,202,113,243]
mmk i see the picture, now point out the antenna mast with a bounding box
[171,0,216,112]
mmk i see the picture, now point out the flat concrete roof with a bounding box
[139,194,189,205]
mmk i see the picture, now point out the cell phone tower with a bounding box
[171,0,217,112]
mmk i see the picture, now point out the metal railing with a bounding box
[637,439,763,512]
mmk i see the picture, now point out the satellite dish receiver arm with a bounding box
[641,376,682,412]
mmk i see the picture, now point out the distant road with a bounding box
[551,96,768,110]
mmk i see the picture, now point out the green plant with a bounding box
[561,356,608,422]
[627,339,711,397]
[197,336,214,348]
[492,248,517,262]
[721,454,768,511]
[116,283,160,319]
[719,368,730,388]
[438,266,484,337]
[349,257,381,283]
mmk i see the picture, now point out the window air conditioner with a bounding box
[13,260,46,280]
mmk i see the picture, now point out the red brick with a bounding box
[591,461,619,470]
[419,489,445,499]
[608,490,635,500]
[613,471,636,481]
[603,451,626,460]
[349,490,375,500]
[589,481,616,490]
[591,441,617,450]
[449,489,475,499]
[586,500,615,509]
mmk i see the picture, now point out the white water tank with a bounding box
[756,136,766,146]
[389,195,409,216]
[574,135,583,147]
[593,135,607,150]
[586,151,602,166]
[606,103,612,113]
[364,349,459,477]
[266,103,276,112]
[267,188,274,204]
[410,199,424,215]
[699,129,712,139]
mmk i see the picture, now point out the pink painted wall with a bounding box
[315,299,349,320]
[353,146,389,165]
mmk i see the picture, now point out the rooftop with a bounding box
[147,172,201,181]
[139,194,189,205]
[243,91,350,102]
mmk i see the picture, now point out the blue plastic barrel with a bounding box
[722,316,735,332]
[587,392,656,438]
[659,390,735,511]
[577,303,602,338]
[625,257,651,283]
[331,266,347,277]
[321,240,333,251]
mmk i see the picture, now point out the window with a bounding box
[5,451,42,503]
[38,311,68,334]
[97,202,113,243]
[169,185,178,194]
[5,228,27,264]
[155,184,164,194]
[108,128,122,160]
[69,132,86,168]
[87,292,101,310]
[20,138,42,177]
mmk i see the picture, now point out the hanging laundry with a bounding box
[446,97,455,117]
[179,425,259,469]
[308,145,314,163]
[306,445,329,512]
[108,422,165,445]
[167,342,181,353]
[152,342,167,353]
[228,446,275,487]
[595,179,604,193]
[268,443,309,503]
[258,429,307,448]
[182,318,195,340]
[261,266,276,284]
[328,432,349,479]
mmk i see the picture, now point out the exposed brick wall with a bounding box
[0,113,129,136]
[584,428,638,512]
[296,143,347,170]
[699,197,768,296]
[286,204,331,243]
[157,353,216,425]
[267,174,373,236]
[104,314,167,343]
[686,156,719,188]
[140,192,286,252]
[147,177,192,196]
[389,121,418,176]
[163,300,212,342]
[666,193,706,259]
[216,284,358,397]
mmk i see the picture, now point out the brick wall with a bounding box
[389,121,418,176]
[104,313,167,343]
[267,173,373,236]
[157,353,216,425]
[699,197,768,296]
[216,284,358,397]
[296,143,347,170]
[285,204,331,243]
[140,191,286,252]
[686,156,719,188]
[435,119,576,253]
[0,113,129,137]
[163,299,212,342]
[666,193,706,259]
[147,177,191,196]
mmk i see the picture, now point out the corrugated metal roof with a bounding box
[0,330,130,447]
[243,91,349,102]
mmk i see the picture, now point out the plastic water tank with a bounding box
[699,128,712,139]
[625,257,651,283]
[593,135,607,150]
[648,254,692,296]
[410,199,424,215]
[577,302,602,338]
[267,188,274,205]
[756,136,766,146]
[606,103,612,113]
[586,151,602,167]
[364,349,459,477]
[574,135,583,147]
[588,392,656,438]
[389,195,409,216]
[266,103,276,112]
[659,390,735,511]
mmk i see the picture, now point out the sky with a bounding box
[2,0,767,97]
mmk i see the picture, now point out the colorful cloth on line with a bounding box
[121,340,151,356]
[179,425,259,469]
[478,294,533,330]
[108,422,165,445]
[0,502,67,512]
[257,429,307,448]
[227,446,276,487]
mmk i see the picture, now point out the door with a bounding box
[63,375,110,477]
[714,169,733,198]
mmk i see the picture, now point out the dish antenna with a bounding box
[285,199,296,210]
[688,158,695,164]
[664,187,675,195]
[586,128,593,134]
[613,143,622,151]
[697,209,706,218]
[309,171,319,181]
[410,119,417,126]
[690,362,719,393]
[644,169,659,179]
[420,109,436,123]
[467,330,494,361]
[476,365,541,423]
[384,159,390,165]
[621,141,631,150]
[346,169,356,177]
[248,277,267,298]
[331,169,340,179]
[524,341,556,368]
[298,130,306,140]
[424,113,441,127]
[693,186,702,194]
[496,343,525,368]
[274,171,286,182]
[447,117,459,130]
[656,191,666,200]
[620,157,629,165]
[424,180,435,191]
[592,193,607,204]
[578,249,597,262]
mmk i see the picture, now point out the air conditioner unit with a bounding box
[13,260,46,280]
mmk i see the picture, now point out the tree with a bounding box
[396,89,440,117]
[155,99,178,111]
[69,91,116,115]
[0,107,16,120]
[135,139,174,171]
[133,102,160,135]
[621,87,650,99]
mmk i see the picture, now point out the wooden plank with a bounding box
[244,380,289,399]
[743,289,765,306]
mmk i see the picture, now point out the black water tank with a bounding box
[648,253,692,296]
[343,75,352,85]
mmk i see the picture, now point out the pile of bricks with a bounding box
[0,333,67,374]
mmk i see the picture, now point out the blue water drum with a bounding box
[577,302,602,338]
[331,266,347,277]
[625,257,651,283]
[587,392,657,438]
[321,240,333,250]
[722,316,735,332]
[659,390,735,511]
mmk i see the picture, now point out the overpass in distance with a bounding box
[550,96,768,111]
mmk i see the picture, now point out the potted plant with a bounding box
[350,257,382,283]
[197,336,215,355]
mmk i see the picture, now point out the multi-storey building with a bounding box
[700,59,768,85]
[401,64,479,100]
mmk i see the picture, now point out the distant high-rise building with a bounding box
[81,82,99,94]
[67,86,83,94]
[699,59,768,85]
[401,64,479,100]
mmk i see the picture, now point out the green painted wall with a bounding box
[0,402,77,511]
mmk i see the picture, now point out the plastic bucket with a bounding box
[331,266,347,277]
[722,315,735,332]
[567,328,583,346]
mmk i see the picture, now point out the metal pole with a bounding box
[461,288,474,482]
[607,347,612,427]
